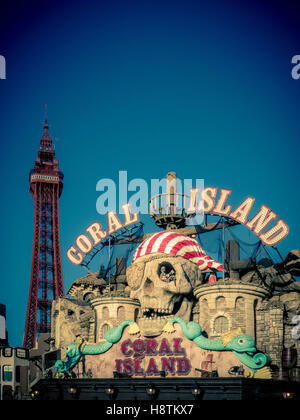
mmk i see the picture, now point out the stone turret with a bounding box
[90,296,140,341]
[194,281,269,340]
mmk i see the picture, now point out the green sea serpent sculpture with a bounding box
[55,320,139,377]
[163,317,272,376]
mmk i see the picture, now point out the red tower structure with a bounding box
[23,119,64,349]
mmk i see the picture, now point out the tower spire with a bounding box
[23,117,64,349]
[43,104,49,129]
[40,106,52,150]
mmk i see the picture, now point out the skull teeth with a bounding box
[141,307,172,318]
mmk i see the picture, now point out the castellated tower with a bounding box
[50,258,140,357]
[194,281,268,341]
[91,297,140,341]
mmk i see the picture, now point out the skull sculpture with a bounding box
[126,231,223,337]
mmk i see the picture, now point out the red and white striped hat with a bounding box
[132,231,223,272]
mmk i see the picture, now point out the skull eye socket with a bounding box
[126,261,145,290]
[157,262,176,284]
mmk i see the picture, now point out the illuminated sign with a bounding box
[187,187,289,246]
[67,203,139,265]
[116,337,191,376]
[67,186,289,267]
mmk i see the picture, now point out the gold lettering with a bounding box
[213,188,232,216]
[86,222,107,246]
[229,196,255,224]
[260,219,289,246]
[107,211,123,234]
[67,246,84,265]
[199,187,218,212]
[246,205,277,235]
[122,203,139,226]
[76,234,93,253]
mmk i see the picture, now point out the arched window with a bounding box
[214,316,229,334]
[201,298,209,311]
[235,297,245,311]
[83,292,94,303]
[117,306,125,321]
[102,323,110,338]
[216,296,226,310]
[134,308,139,321]
[102,307,109,320]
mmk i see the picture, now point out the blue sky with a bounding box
[0,0,300,347]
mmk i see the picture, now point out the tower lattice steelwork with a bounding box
[23,119,64,349]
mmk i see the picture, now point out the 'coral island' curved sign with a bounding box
[67,188,289,266]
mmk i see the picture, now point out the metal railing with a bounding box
[149,192,191,217]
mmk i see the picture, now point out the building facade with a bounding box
[48,239,300,383]
[0,346,29,400]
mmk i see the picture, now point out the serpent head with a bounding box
[65,342,82,359]
[225,334,257,354]
[54,360,66,373]
[55,342,83,375]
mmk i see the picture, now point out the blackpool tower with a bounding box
[23,119,64,349]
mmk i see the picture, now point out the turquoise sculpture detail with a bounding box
[165,317,271,373]
[55,320,135,377]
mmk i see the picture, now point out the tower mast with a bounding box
[23,118,64,349]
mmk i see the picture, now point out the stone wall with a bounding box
[256,301,284,366]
